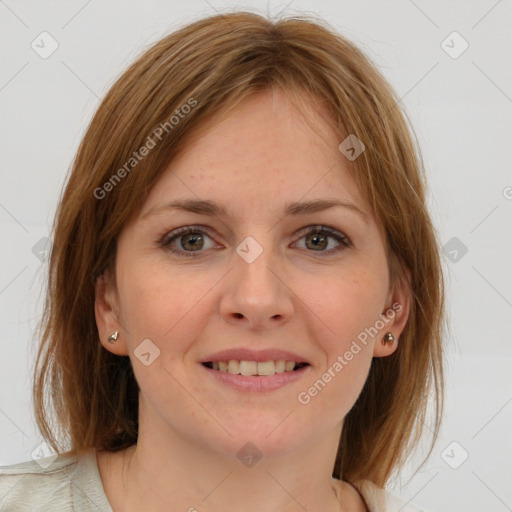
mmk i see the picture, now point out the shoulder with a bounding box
[0,448,111,511]
[0,451,78,511]
[350,479,433,512]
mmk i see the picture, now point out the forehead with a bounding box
[139,88,366,221]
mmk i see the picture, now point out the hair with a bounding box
[33,10,445,487]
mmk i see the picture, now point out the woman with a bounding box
[0,11,444,512]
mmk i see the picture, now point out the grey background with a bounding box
[1,1,511,511]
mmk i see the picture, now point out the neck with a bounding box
[99,399,345,512]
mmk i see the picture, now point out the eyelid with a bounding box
[159,225,219,249]
[294,224,348,241]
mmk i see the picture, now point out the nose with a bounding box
[219,240,294,331]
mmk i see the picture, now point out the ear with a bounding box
[373,267,411,358]
[94,268,128,356]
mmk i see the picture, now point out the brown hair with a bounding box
[33,10,445,487]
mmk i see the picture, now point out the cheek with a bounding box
[117,264,210,396]
[296,338,373,427]
[302,262,388,347]
[116,258,218,350]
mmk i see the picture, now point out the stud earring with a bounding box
[108,331,119,344]
[382,332,395,345]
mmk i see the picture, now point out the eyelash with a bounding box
[159,225,350,258]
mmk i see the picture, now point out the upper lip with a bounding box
[201,348,310,364]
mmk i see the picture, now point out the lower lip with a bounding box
[200,363,311,392]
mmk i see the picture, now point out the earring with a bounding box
[108,331,119,344]
[382,332,395,345]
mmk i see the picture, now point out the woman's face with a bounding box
[95,87,409,460]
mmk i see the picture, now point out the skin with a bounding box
[94,87,410,512]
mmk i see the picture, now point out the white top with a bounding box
[0,449,431,511]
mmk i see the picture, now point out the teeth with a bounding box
[256,361,275,376]
[212,360,302,376]
[285,361,295,372]
[228,360,240,374]
[274,360,286,373]
[239,360,255,375]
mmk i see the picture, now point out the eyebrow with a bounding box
[141,198,369,223]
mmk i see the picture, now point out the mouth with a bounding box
[201,360,310,376]
[200,360,312,392]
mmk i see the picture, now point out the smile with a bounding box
[202,360,309,376]
[200,361,311,392]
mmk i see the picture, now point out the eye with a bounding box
[293,225,350,255]
[160,226,217,257]
[159,224,350,258]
